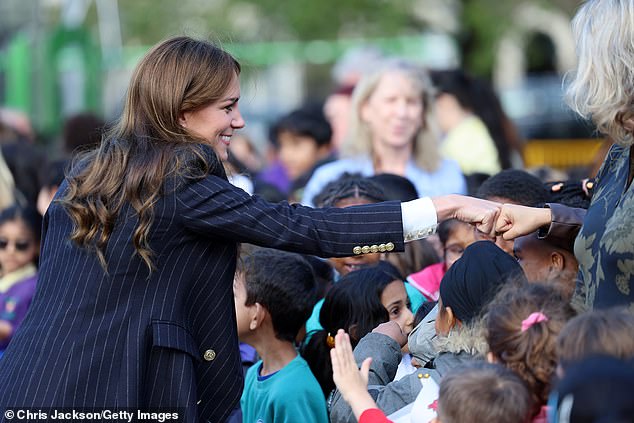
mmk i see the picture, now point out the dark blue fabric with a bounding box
[439,241,526,324]
[0,174,404,423]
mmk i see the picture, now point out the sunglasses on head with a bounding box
[0,238,32,252]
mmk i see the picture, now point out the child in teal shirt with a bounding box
[235,249,328,423]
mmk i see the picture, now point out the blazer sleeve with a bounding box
[538,203,586,252]
[175,175,405,258]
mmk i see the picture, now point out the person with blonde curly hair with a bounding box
[495,0,634,310]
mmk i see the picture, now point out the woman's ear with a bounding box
[179,112,189,129]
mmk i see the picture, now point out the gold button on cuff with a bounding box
[361,246,370,254]
[417,373,423,379]
[370,245,379,253]
[386,242,395,252]
[353,246,362,255]
[379,244,387,252]
[203,349,216,362]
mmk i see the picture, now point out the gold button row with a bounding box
[352,242,394,255]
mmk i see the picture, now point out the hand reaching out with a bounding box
[494,204,552,240]
[330,329,380,421]
[432,195,501,237]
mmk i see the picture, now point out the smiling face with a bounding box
[360,71,423,151]
[179,74,245,161]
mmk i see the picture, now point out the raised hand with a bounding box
[330,329,378,420]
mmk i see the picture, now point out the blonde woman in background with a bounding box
[302,60,466,206]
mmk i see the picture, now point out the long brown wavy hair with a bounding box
[59,36,240,272]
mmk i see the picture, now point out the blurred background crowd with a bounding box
[0,2,630,422]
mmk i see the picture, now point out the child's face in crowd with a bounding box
[0,219,38,274]
[277,130,329,181]
[361,71,423,151]
[443,222,476,269]
[328,197,381,275]
[233,272,254,340]
[513,233,552,282]
[380,280,414,335]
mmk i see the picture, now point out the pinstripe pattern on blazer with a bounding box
[0,174,405,423]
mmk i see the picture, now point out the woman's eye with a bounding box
[391,308,400,316]
[224,106,233,112]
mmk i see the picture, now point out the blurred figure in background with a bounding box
[325,46,385,152]
[303,59,466,206]
[269,103,335,202]
[62,112,105,157]
[431,69,524,175]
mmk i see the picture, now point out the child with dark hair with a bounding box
[407,218,475,301]
[234,249,327,423]
[548,355,634,423]
[485,282,576,421]
[269,103,334,201]
[475,169,550,255]
[0,205,42,356]
[330,330,532,423]
[513,230,579,300]
[477,169,549,206]
[556,307,634,374]
[302,261,414,399]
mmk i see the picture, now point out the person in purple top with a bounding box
[0,205,41,354]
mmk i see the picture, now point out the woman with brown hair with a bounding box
[0,37,498,422]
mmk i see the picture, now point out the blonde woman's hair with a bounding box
[341,59,442,172]
[565,0,634,145]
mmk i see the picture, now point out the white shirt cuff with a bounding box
[401,197,438,242]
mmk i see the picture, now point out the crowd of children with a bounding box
[0,5,633,419]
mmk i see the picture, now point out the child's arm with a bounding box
[331,330,393,423]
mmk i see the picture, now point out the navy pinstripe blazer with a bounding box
[0,173,404,422]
